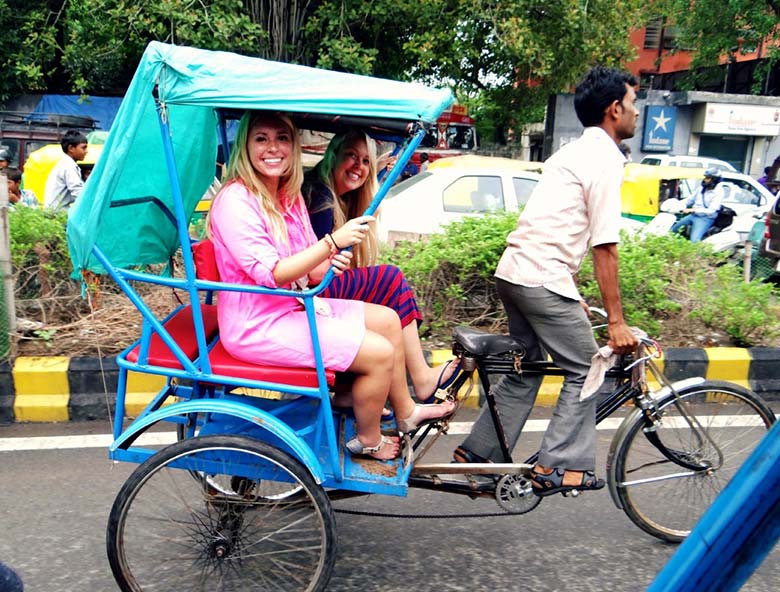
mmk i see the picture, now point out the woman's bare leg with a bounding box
[364,304,454,427]
[403,322,458,401]
[347,329,400,460]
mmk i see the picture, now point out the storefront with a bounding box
[689,101,780,174]
[545,90,780,175]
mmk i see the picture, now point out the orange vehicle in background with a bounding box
[413,104,478,165]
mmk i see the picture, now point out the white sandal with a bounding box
[345,435,399,459]
[396,400,456,433]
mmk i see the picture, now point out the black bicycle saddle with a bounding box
[453,326,525,357]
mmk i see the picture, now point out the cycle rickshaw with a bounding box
[67,42,775,591]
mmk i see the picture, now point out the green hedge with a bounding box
[9,206,779,347]
[381,212,780,347]
[9,207,71,299]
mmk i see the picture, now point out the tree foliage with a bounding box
[305,0,648,136]
[0,0,264,98]
[397,0,646,139]
[653,0,780,91]
[0,0,648,139]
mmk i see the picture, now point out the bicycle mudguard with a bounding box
[605,377,706,510]
[109,399,326,483]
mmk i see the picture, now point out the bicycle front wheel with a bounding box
[107,435,336,592]
[613,380,775,543]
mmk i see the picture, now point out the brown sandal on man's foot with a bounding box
[529,467,605,497]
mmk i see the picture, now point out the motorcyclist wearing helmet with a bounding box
[0,147,11,169]
[670,166,726,242]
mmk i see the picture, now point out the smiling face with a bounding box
[333,137,370,198]
[247,117,294,189]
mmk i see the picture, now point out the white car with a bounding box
[639,154,736,172]
[378,156,542,244]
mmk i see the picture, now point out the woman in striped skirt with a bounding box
[303,129,458,403]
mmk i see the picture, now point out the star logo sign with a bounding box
[652,110,671,132]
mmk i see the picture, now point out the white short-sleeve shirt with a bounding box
[44,154,84,211]
[495,126,625,301]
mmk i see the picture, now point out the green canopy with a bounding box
[67,41,453,274]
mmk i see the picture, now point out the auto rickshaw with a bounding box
[621,162,703,222]
[22,142,103,205]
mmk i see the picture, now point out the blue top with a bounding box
[302,178,335,239]
[684,184,725,219]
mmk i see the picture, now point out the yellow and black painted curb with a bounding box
[430,346,780,409]
[1,348,779,423]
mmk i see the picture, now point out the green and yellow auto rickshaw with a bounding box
[621,163,703,222]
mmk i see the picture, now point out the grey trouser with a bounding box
[460,279,599,470]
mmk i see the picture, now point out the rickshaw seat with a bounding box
[191,238,336,388]
[126,304,219,367]
[208,341,336,387]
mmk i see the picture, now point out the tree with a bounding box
[655,0,780,92]
[395,0,647,140]
[302,0,648,140]
[1,0,650,143]
[0,0,264,99]
[244,0,316,63]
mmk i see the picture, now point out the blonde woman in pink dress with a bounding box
[208,111,454,460]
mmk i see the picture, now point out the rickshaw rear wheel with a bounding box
[176,414,307,502]
[106,435,336,592]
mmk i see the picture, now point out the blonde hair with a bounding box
[311,129,379,267]
[210,111,303,244]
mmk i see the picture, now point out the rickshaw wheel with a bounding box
[107,435,336,592]
[176,415,306,502]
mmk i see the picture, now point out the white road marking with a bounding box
[0,415,764,452]
[0,432,177,452]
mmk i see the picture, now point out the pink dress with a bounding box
[209,181,366,371]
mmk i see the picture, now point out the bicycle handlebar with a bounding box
[588,306,660,355]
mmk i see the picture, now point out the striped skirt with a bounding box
[320,264,423,328]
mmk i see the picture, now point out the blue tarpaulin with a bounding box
[31,94,122,130]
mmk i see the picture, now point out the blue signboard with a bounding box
[642,105,677,152]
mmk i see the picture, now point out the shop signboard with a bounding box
[694,103,780,136]
[642,105,677,152]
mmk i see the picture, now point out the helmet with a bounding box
[0,148,10,162]
[702,167,721,188]
[703,166,721,181]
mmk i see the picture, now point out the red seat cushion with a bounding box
[192,239,220,281]
[208,341,336,387]
[126,304,219,368]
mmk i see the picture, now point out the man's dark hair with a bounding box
[574,66,638,128]
[61,130,88,153]
[420,152,429,162]
[3,166,22,183]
